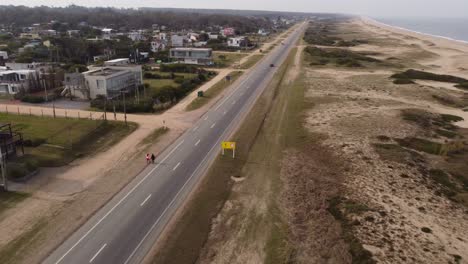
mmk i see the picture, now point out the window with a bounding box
[96,80,104,89]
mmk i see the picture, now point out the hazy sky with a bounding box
[1,0,468,18]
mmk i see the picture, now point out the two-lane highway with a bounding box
[44,22,306,264]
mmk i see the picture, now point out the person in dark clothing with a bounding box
[151,153,156,164]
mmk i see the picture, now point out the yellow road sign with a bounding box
[221,141,236,150]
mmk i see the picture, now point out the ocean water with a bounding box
[373,17,468,43]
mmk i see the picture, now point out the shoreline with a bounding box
[360,16,468,49]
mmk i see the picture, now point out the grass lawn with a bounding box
[240,54,265,69]
[0,113,137,178]
[0,113,102,147]
[144,79,178,92]
[185,71,243,111]
[213,52,247,68]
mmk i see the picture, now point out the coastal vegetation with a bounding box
[391,69,468,84]
[304,46,381,67]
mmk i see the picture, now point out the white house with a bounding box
[0,51,8,60]
[0,69,36,94]
[101,28,113,40]
[169,48,213,65]
[171,35,186,47]
[208,33,219,40]
[227,37,249,48]
[128,31,146,42]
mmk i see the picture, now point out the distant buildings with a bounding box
[169,48,213,65]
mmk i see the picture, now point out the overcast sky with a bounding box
[1,0,468,18]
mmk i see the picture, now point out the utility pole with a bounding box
[122,90,127,126]
[0,151,7,191]
[112,99,116,120]
[104,97,107,121]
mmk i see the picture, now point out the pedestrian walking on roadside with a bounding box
[146,153,150,164]
[151,153,156,164]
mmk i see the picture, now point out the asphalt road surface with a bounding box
[43,22,306,264]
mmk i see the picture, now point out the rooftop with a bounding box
[170,47,212,52]
[85,68,126,77]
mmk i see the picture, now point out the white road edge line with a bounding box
[53,139,185,264]
[140,194,152,207]
[195,139,201,146]
[210,123,216,129]
[173,162,181,171]
[193,126,199,132]
[89,244,107,263]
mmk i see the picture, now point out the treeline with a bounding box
[0,5,272,33]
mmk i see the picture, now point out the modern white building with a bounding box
[169,48,213,65]
[0,69,36,94]
[227,37,249,48]
[0,51,8,60]
[83,68,137,99]
[101,28,113,40]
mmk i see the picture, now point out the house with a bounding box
[128,31,146,42]
[221,28,235,37]
[0,69,36,94]
[258,29,270,36]
[171,34,186,47]
[19,33,40,39]
[169,48,213,65]
[208,33,219,40]
[151,40,167,52]
[5,62,51,72]
[0,51,7,60]
[0,51,6,66]
[67,30,80,37]
[83,68,138,99]
[193,41,207,47]
[101,28,113,40]
[0,123,24,160]
[40,30,57,37]
[101,59,143,86]
[227,37,250,48]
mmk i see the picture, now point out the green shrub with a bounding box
[20,95,45,104]
[23,138,47,147]
[160,64,200,73]
[396,137,443,155]
[391,69,468,83]
[455,82,468,90]
[440,114,464,123]
[393,78,415,85]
